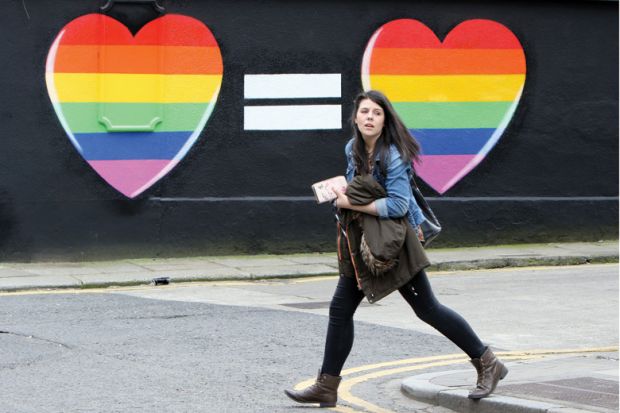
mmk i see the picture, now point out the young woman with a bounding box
[284,90,508,408]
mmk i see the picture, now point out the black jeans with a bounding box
[321,270,487,376]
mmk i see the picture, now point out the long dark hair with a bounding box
[350,90,421,177]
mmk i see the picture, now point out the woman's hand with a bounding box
[416,225,425,242]
[332,186,352,209]
[332,186,379,216]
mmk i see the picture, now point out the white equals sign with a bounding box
[243,73,342,130]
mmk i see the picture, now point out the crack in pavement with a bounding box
[0,330,73,349]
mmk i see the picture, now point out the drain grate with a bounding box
[501,377,619,410]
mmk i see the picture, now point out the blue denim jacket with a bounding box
[345,138,425,228]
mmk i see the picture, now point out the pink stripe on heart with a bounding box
[89,160,178,198]
[415,154,484,194]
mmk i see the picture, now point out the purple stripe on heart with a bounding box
[415,154,484,194]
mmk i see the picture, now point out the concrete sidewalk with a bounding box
[0,241,617,292]
[402,349,619,413]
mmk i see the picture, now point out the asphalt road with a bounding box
[1,264,617,412]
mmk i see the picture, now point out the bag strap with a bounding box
[409,166,441,226]
[410,173,420,190]
[410,163,425,192]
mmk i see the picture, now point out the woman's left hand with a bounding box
[415,225,425,242]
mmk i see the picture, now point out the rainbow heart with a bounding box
[362,19,526,194]
[45,14,223,198]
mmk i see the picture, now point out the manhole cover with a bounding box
[501,377,618,410]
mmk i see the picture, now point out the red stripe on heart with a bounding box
[372,19,523,49]
[57,14,218,46]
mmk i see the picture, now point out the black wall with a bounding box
[0,0,617,261]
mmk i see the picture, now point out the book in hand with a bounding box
[311,175,347,204]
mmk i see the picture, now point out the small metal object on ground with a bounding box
[151,277,170,286]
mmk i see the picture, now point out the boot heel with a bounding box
[499,364,509,380]
[320,402,336,408]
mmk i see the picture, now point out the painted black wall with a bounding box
[0,0,617,261]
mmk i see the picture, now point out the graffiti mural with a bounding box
[45,13,526,198]
[45,13,223,198]
[362,19,526,194]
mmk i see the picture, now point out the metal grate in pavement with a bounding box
[501,377,619,410]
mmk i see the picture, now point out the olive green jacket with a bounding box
[337,175,430,303]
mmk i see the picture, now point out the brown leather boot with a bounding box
[468,347,509,399]
[284,369,342,407]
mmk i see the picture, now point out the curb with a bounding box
[401,369,600,413]
[0,252,617,293]
[0,265,340,293]
[428,254,618,272]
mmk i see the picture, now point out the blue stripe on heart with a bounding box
[410,128,496,155]
[73,131,193,160]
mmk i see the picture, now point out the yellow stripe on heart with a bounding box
[363,74,525,102]
[47,73,223,103]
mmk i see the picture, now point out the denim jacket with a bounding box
[345,138,425,228]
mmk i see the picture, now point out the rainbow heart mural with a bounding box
[45,14,223,198]
[362,19,526,194]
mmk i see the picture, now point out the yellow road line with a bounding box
[336,346,618,379]
[293,350,568,390]
[291,275,338,283]
[0,284,169,296]
[338,355,542,413]
[0,279,271,296]
[0,275,339,296]
[341,353,468,375]
[292,347,618,412]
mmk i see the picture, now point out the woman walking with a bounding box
[284,90,508,408]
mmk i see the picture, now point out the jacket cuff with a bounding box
[375,198,388,218]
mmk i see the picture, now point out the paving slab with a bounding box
[125,260,232,272]
[207,256,299,268]
[0,275,82,290]
[243,264,339,277]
